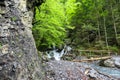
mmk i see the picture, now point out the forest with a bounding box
[1,0,120,79]
[32,0,120,55]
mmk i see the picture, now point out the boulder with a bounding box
[99,56,120,68]
[104,59,115,67]
[113,56,120,68]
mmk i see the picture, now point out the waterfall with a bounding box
[47,45,72,60]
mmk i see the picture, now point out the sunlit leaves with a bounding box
[32,0,77,49]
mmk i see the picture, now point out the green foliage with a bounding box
[69,0,120,53]
[108,46,119,52]
[32,0,77,49]
[0,42,2,49]
[11,16,17,21]
[32,0,120,54]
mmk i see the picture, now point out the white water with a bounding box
[47,45,72,61]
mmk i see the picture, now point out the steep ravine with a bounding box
[0,0,44,80]
[1,0,120,80]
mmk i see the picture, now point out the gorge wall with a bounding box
[0,0,44,80]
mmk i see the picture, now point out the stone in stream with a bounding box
[113,56,120,68]
[99,56,120,68]
[104,59,115,67]
[115,60,120,68]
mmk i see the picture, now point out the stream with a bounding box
[91,63,120,78]
[46,46,120,79]
[80,61,120,79]
[45,60,120,80]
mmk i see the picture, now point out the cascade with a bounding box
[47,45,72,60]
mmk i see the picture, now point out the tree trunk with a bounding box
[111,3,118,45]
[103,17,109,51]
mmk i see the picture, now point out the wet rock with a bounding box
[45,60,116,80]
[113,56,120,68]
[104,59,115,67]
[115,61,120,68]
[99,56,120,68]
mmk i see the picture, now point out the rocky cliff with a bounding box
[0,0,44,80]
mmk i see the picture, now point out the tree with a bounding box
[69,0,119,53]
[32,0,77,49]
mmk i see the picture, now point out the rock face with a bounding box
[0,0,44,80]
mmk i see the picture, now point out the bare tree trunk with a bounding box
[97,20,101,40]
[103,17,109,52]
[111,2,118,45]
[94,0,101,45]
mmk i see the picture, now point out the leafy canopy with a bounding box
[32,0,77,49]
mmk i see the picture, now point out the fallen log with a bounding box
[72,56,112,62]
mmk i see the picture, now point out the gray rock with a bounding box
[45,60,117,80]
[99,56,120,69]
[0,0,44,80]
[113,56,120,68]
[115,60,120,68]
[104,59,115,67]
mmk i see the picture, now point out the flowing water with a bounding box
[46,46,120,78]
[47,45,72,60]
[91,63,120,78]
